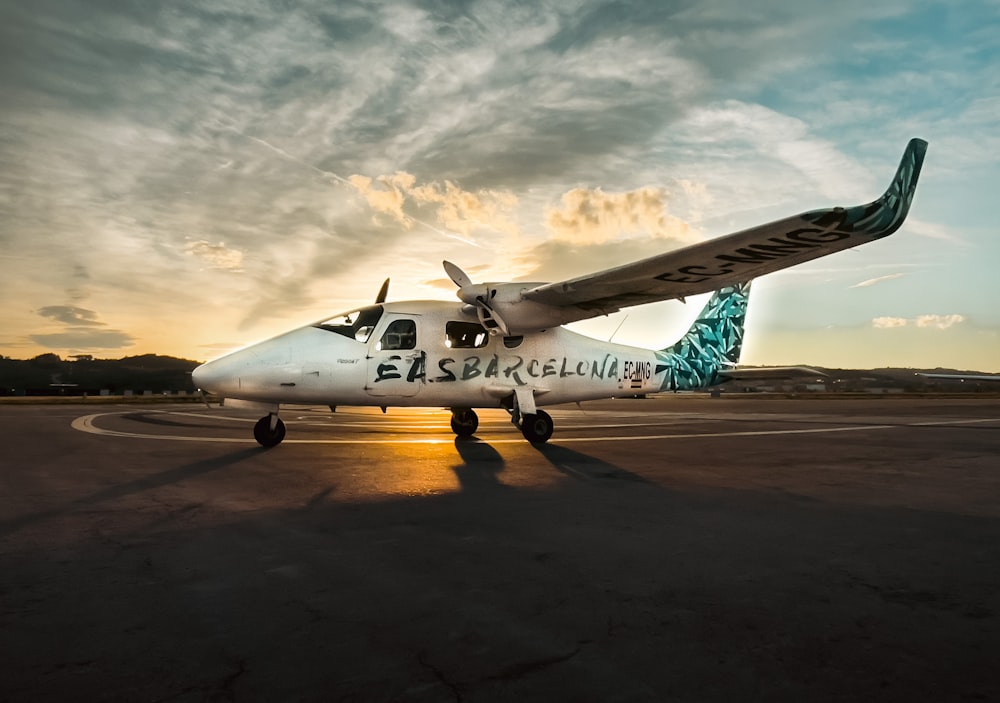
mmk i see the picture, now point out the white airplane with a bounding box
[193,139,927,446]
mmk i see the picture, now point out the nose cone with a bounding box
[192,358,231,395]
[191,361,210,392]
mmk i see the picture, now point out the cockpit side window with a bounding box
[314,305,384,342]
[376,319,417,351]
[446,321,489,349]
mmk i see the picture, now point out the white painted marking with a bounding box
[118,409,709,431]
[908,417,1000,426]
[70,410,999,445]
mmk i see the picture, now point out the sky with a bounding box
[1,0,998,371]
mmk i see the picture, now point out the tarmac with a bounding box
[1,396,999,702]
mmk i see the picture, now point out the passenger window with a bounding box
[377,319,417,351]
[446,321,488,349]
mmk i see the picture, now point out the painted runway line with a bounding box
[70,410,1000,445]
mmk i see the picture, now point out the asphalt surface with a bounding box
[1,396,999,702]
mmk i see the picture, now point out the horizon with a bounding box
[2,351,996,377]
[2,2,998,371]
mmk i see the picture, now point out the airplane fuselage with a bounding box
[194,300,663,409]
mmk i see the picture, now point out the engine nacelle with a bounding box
[456,282,602,335]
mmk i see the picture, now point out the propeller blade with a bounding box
[443,260,472,288]
[375,277,390,304]
[443,259,509,335]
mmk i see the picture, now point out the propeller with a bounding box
[443,260,510,336]
[375,277,390,304]
[443,260,472,288]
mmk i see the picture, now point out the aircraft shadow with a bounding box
[531,444,651,484]
[451,437,506,492]
[0,446,261,537]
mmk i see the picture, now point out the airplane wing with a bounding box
[523,139,927,314]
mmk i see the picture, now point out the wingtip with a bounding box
[893,138,928,200]
[865,137,928,235]
[802,138,928,239]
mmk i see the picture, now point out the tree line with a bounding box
[0,354,200,395]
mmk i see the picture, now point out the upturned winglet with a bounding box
[802,137,928,240]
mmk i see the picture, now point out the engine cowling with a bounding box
[444,261,600,335]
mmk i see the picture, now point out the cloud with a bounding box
[916,314,966,329]
[410,180,519,237]
[872,314,967,330]
[851,273,906,288]
[512,185,699,282]
[423,277,462,291]
[31,304,136,352]
[30,329,136,350]
[672,100,873,201]
[903,218,966,244]
[545,186,696,244]
[348,171,518,238]
[185,240,245,271]
[515,235,692,284]
[872,317,909,329]
[37,305,104,326]
[347,173,413,226]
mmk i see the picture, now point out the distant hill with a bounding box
[0,354,200,395]
[731,366,999,393]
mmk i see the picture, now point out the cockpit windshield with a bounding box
[313,305,384,342]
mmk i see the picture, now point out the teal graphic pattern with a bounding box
[801,138,927,240]
[654,282,750,391]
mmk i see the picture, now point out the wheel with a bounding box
[253,415,286,447]
[450,408,479,437]
[520,409,553,444]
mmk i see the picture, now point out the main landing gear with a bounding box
[519,409,554,444]
[449,406,553,443]
[253,414,286,447]
[498,394,555,444]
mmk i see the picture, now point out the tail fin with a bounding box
[654,281,751,391]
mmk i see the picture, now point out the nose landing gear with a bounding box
[450,408,479,437]
[253,414,286,447]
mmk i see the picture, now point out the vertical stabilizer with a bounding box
[654,282,751,391]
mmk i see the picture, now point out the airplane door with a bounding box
[365,317,423,397]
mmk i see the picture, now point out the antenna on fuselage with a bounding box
[608,314,629,343]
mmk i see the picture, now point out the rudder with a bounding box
[654,282,751,391]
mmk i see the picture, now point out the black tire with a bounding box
[450,408,479,437]
[253,415,286,447]
[521,409,553,444]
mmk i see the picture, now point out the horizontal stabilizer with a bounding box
[718,366,827,381]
